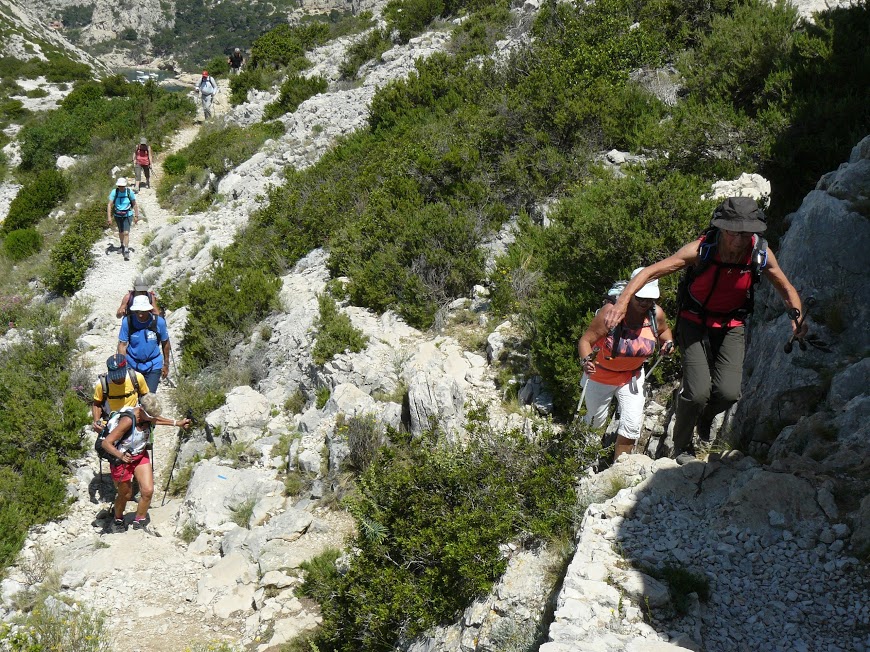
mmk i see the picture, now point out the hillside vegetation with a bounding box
[177,0,869,648]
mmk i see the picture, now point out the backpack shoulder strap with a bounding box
[648,305,659,343]
[127,367,143,397]
[100,374,110,416]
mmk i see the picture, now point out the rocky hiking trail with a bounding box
[50,120,253,651]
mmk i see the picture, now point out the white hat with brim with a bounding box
[130,295,153,312]
[631,267,660,300]
[116,177,128,187]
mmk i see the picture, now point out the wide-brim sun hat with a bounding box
[106,353,128,382]
[116,177,128,187]
[711,196,767,233]
[133,276,148,291]
[630,267,660,300]
[130,295,153,312]
[140,137,147,144]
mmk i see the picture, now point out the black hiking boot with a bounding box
[111,518,126,534]
[131,519,147,531]
[123,247,130,261]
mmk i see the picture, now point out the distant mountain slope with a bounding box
[0,0,106,72]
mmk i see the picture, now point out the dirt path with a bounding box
[54,104,252,650]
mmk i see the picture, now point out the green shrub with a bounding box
[45,200,105,296]
[312,294,368,365]
[228,69,268,105]
[250,23,330,69]
[384,0,445,43]
[315,386,330,409]
[2,169,69,233]
[206,55,230,77]
[163,153,188,175]
[182,262,281,370]
[0,595,111,651]
[263,74,328,120]
[305,413,601,651]
[0,99,28,123]
[339,29,392,80]
[38,54,92,83]
[61,4,94,28]
[3,228,43,261]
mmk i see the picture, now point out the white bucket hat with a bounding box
[130,295,153,312]
[630,267,660,300]
[116,177,128,187]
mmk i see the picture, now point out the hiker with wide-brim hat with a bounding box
[101,394,190,533]
[117,294,172,393]
[578,269,675,461]
[605,196,808,462]
[116,275,161,318]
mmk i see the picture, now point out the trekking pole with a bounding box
[784,308,807,353]
[574,347,600,422]
[635,341,673,456]
[161,409,192,506]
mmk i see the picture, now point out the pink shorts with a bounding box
[110,451,150,483]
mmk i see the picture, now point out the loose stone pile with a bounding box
[543,454,870,652]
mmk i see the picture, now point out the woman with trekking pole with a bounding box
[101,394,190,533]
[604,197,808,462]
[578,268,674,461]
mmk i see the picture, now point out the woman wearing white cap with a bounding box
[577,268,674,460]
[117,294,171,393]
[106,177,138,260]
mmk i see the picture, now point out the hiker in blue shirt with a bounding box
[118,294,171,393]
[106,177,139,261]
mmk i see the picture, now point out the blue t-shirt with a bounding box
[119,314,170,372]
[109,188,137,215]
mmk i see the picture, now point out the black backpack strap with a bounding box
[100,374,110,417]
[648,306,659,343]
[127,367,143,397]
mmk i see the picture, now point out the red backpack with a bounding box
[135,144,150,166]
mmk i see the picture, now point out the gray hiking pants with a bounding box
[201,93,214,118]
[672,319,745,455]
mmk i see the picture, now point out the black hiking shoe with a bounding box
[131,519,147,531]
[123,248,130,261]
[111,518,126,534]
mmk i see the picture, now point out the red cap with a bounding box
[202,70,208,76]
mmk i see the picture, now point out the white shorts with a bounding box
[581,366,646,440]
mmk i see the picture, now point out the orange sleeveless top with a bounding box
[590,317,657,386]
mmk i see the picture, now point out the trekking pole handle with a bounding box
[581,346,600,371]
[784,308,805,354]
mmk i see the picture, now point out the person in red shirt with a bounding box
[578,269,674,461]
[605,197,807,461]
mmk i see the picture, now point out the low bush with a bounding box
[2,169,69,233]
[312,294,368,365]
[0,306,89,567]
[304,412,601,651]
[0,595,111,651]
[339,29,392,80]
[162,154,188,175]
[263,74,328,120]
[228,69,270,105]
[250,22,331,70]
[3,228,43,262]
[182,262,281,370]
[45,200,106,296]
[384,0,445,43]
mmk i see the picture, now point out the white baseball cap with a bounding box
[631,267,659,300]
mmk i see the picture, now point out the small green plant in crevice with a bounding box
[315,386,331,409]
[179,520,202,544]
[312,293,368,365]
[284,389,306,415]
[229,495,257,529]
[298,547,342,603]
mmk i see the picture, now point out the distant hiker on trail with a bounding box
[228,48,244,75]
[133,137,153,191]
[91,354,148,433]
[116,275,161,318]
[106,177,138,261]
[578,268,674,461]
[118,295,172,393]
[605,197,807,462]
[101,394,190,533]
[198,70,218,119]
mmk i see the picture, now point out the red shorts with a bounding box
[110,451,150,483]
